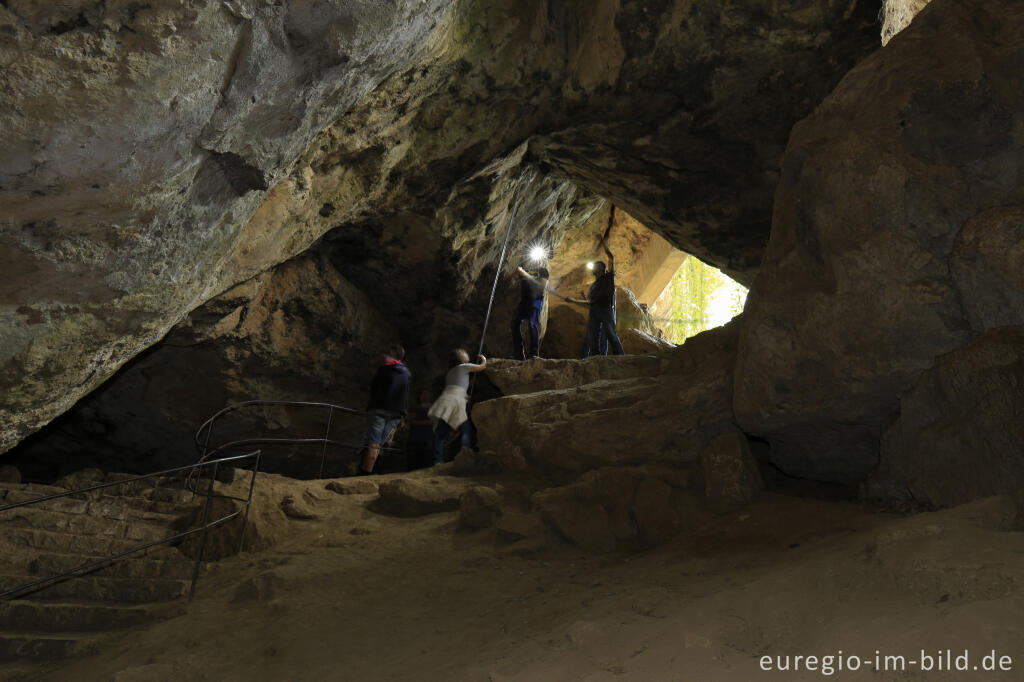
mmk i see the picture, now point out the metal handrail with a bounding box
[194,399,399,480]
[0,451,261,602]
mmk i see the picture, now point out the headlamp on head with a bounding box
[586,262,595,271]
[528,244,547,263]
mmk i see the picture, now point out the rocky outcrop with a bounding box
[881,0,933,45]
[374,476,473,517]
[545,205,686,310]
[533,466,700,553]
[1,0,878,455]
[0,0,452,453]
[476,320,739,475]
[868,327,1024,508]
[698,432,762,512]
[6,248,396,477]
[735,0,1024,483]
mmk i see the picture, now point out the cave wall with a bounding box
[735,0,1024,488]
[0,0,453,453]
[0,0,879,455]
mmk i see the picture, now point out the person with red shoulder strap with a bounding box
[359,343,411,474]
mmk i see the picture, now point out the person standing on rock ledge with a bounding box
[427,349,486,464]
[511,261,549,360]
[568,239,625,358]
[359,344,411,475]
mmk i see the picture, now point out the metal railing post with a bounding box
[318,406,335,479]
[189,460,219,600]
[237,452,260,554]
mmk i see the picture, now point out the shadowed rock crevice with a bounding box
[208,151,270,196]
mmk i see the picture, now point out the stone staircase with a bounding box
[0,474,205,668]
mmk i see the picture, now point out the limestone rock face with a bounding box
[0,0,451,452]
[1,0,878,455]
[881,0,933,44]
[698,432,762,512]
[476,320,739,475]
[7,248,396,477]
[735,0,1024,482]
[950,206,1024,334]
[546,206,686,310]
[868,327,1024,507]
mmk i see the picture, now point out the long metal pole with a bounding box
[237,451,260,554]
[189,460,219,600]
[477,213,516,359]
[318,406,334,479]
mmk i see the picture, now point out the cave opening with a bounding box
[537,204,748,356]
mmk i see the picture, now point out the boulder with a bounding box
[698,432,762,511]
[735,0,1024,482]
[279,494,319,521]
[476,321,739,473]
[868,327,1024,508]
[374,477,468,517]
[326,479,380,496]
[458,486,503,530]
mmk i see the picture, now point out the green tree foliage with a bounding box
[655,256,747,343]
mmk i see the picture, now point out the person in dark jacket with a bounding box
[359,343,411,474]
[568,240,625,358]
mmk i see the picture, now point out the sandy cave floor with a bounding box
[13,472,1024,682]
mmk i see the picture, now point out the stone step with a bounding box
[0,550,193,582]
[0,482,66,497]
[0,508,172,542]
[0,478,199,507]
[0,574,188,604]
[0,487,195,519]
[0,600,183,634]
[1,526,146,556]
[0,493,185,528]
[98,480,198,505]
[0,631,103,663]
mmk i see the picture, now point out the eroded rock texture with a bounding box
[735,0,1024,482]
[1,0,878,456]
[476,320,739,476]
[881,0,932,44]
[869,327,1024,507]
[0,0,452,452]
[8,247,397,477]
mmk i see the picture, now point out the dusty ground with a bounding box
[12,472,1024,682]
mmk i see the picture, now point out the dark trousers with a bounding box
[580,305,624,358]
[434,419,476,464]
[511,299,544,359]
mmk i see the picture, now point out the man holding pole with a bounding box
[568,238,625,358]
